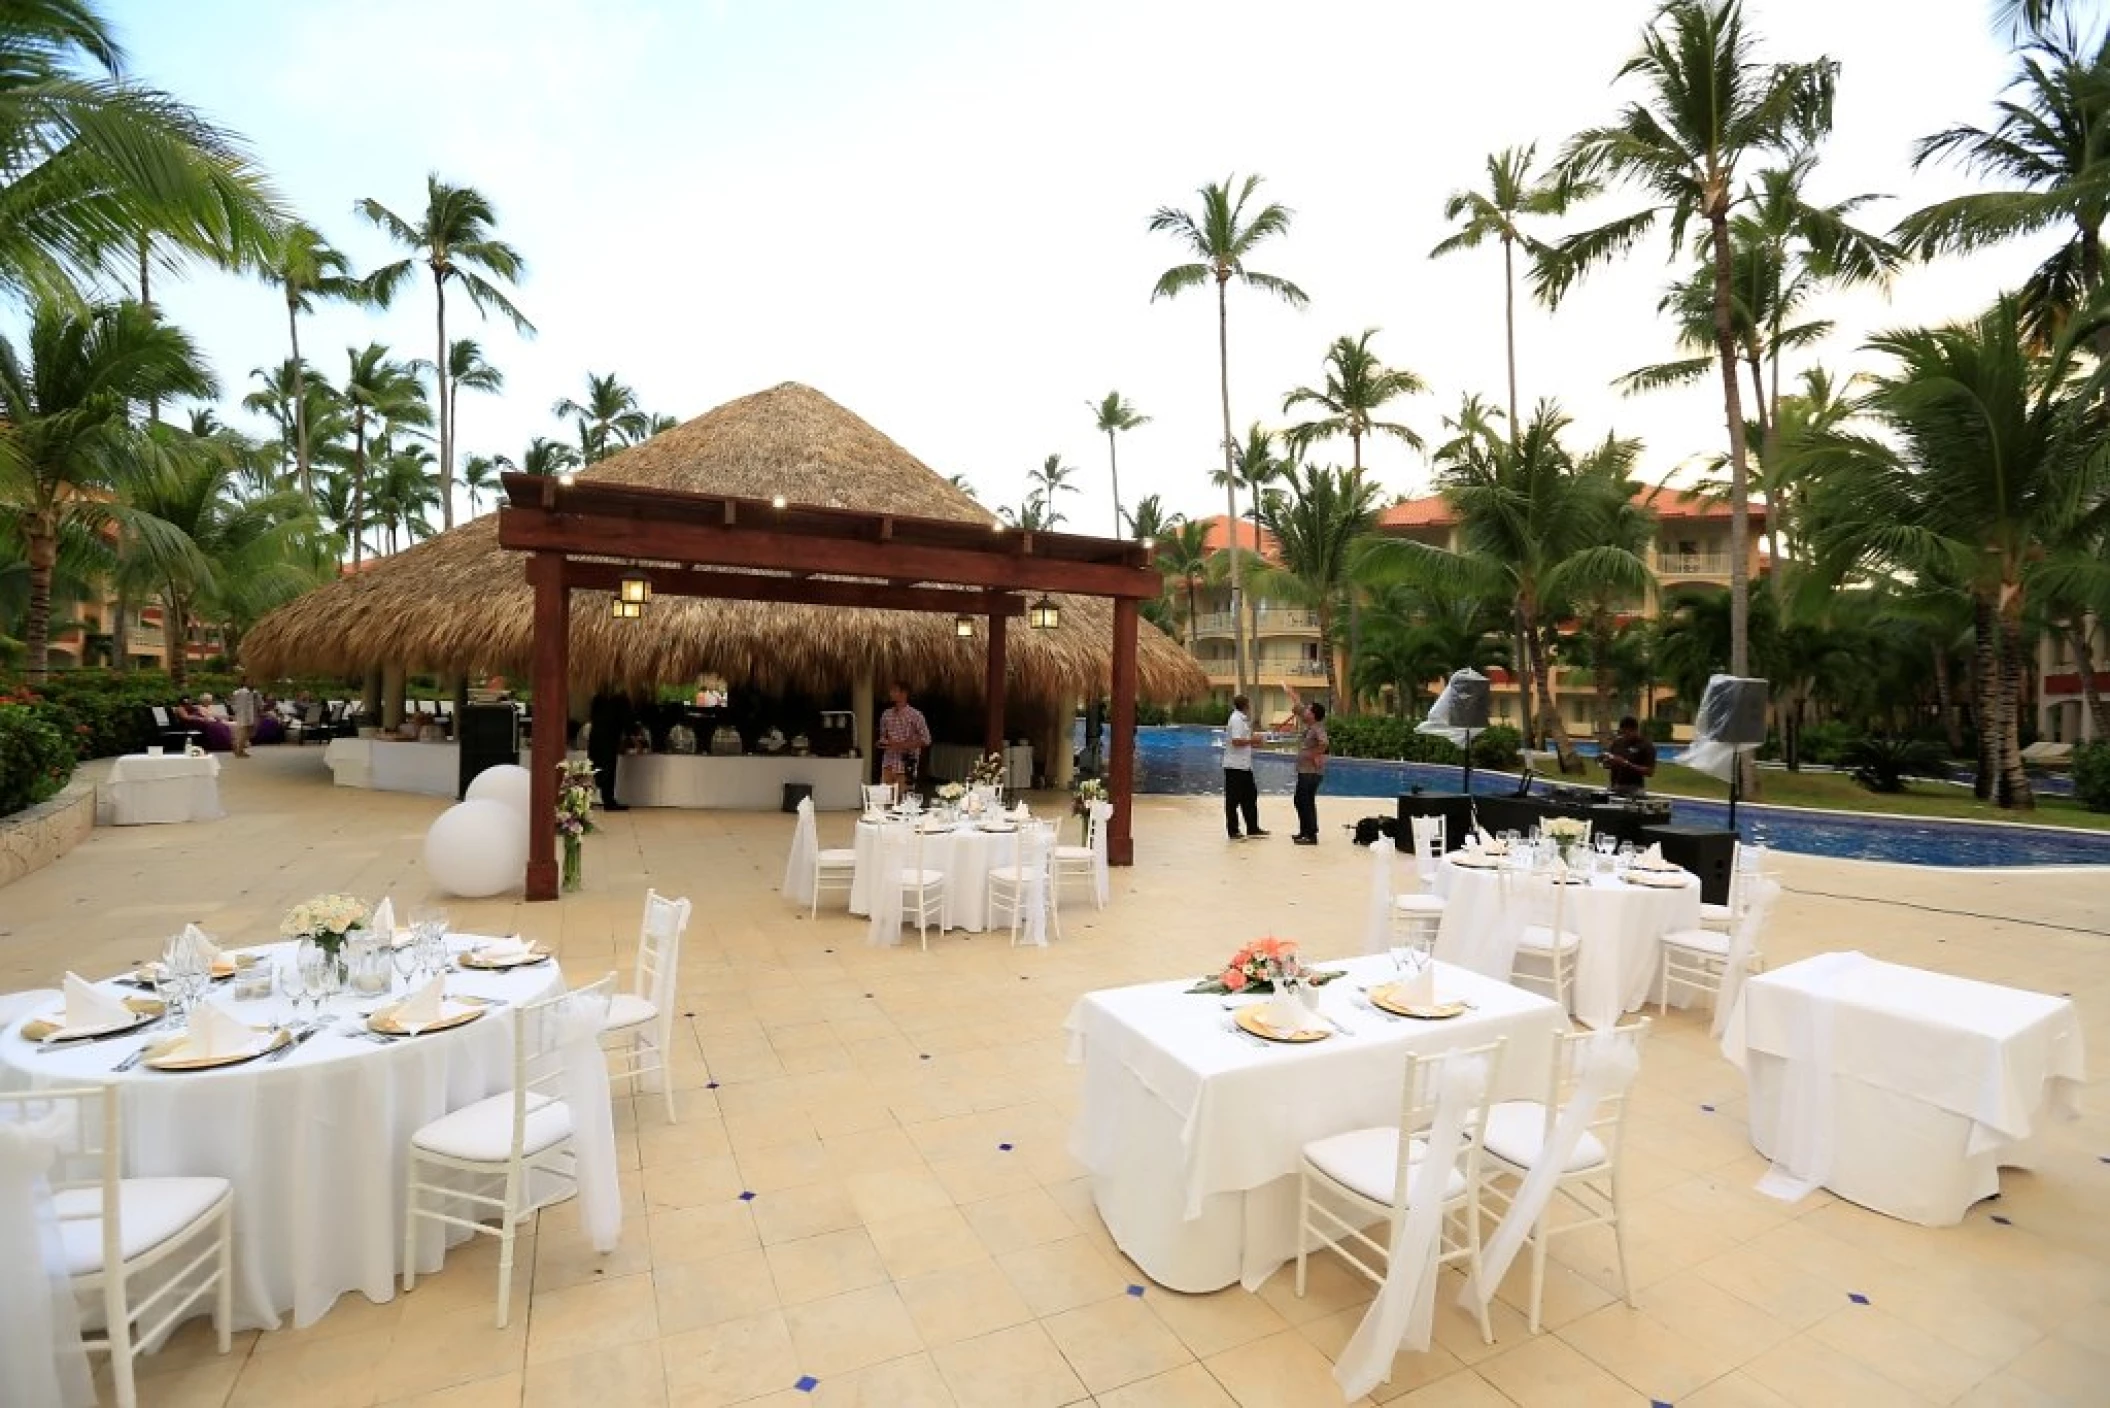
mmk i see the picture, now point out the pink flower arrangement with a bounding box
[1189,936,1342,996]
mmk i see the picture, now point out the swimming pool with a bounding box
[1116,725,2110,869]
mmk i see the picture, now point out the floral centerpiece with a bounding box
[935,781,965,804]
[1071,776,1107,842]
[280,894,369,961]
[1543,815,1589,864]
[969,751,1008,789]
[1186,936,1344,995]
[557,758,599,892]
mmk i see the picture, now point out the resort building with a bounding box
[1176,516,1329,724]
[2038,615,2107,744]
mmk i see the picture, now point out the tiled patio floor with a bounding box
[3,747,2104,1407]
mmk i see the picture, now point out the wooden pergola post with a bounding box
[526,553,568,901]
[1109,597,1137,866]
[983,611,1007,757]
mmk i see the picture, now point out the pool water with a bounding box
[1114,725,2110,869]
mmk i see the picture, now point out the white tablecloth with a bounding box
[323,738,465,797]
[1435,858,1700,1029]
[849,820,1023,932]
[1064,955,1567,1292]
[100,753,223,825]
[1721,953,2086,1225]
[0,938,564,1331]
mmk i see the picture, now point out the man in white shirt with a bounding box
[1223,694,1267,840]
[229,676,260,758]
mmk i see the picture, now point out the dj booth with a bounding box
[1396,785,1736,905]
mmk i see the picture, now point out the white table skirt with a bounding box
[323,738,467,797]
[849,821,1023,932]
[1722,953,2085,1225]
[1435,858,1700,1028]
[618,754,864,810]
[100,753,223,825]
[0,938,564,1332]
[1064,956,1566,1292]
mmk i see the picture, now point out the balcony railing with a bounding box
[1200,659,1331,683]
[1191,611,1238,638]
[1254,608,1321,633]
[126,625,165,651]
[1653,551,1731,577]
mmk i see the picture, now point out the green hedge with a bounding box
[2075,740,2110,813]
[0,670,364,761]
[0,699,76,816]
[1323,716,1522,770]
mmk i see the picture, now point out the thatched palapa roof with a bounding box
[243,383,1207,701]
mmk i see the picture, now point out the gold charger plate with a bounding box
[1623,871,1688,888]
[1233,1006,1329,1043]
[145,1027,292,1071]
[458,946,550,970]
[979,822,1018,833]
[1450,854,1502,869]
[21,996,166,1043]
[1369,985,1468,1020]
[368,1003,486,1036]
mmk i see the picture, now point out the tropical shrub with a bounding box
[0,700,76,816]
[2074,740,2110,813]
[1798,720,1859,768]
[1323,716,1521,770]
[1845,735,1951,794]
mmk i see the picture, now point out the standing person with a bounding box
[229,674,260,758]
[1602,715,1657,797]
[587,690,633,811]
[1222,693,1267,839]
[877,681,931,796]
[1281,685,1329,845]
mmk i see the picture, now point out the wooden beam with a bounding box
[984,612,1007,757]
[526,553,568,901]
[559,561,1027,616]
[499,506,1160,599]
[1109,597,1137,866]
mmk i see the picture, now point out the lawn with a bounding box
[1647,762,2110,833]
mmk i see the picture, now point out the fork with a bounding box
[1223,1017,1269,1049]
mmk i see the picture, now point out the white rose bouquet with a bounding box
[281,893,370,958]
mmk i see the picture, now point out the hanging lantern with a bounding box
[611,597,642,620]
[1028,595,1060,630]
[619,571,652,606]
[954,614,975,639]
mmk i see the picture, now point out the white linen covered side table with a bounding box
[1064,955,1567,1292]
[100,752,224,825]
[0,937,564,1333]
[1720,952,2085,1226]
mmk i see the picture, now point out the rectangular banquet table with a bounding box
[1064,956,1566,1292]
[1720,952,2086,1226]
[100,752,224,825]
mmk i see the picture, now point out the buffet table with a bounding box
[617,754,863,810]
[1065,955,1565,1292]
[99,752,224,825]
[322,738,503,797]
[1721,953,2086,1225]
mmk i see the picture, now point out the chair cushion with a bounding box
[1302,1127,1464,1205]
[1392,894,1447,915]
[1517,925,1580,954]
[1052,846,1094,861]
[816,849,858,866]
[1662,928,1732,957]
[602,991,657,1032]
[900,869,945,887]
[1479,1101,1608,1174]
[986,865,1035,884]
[56,1177,228,1276]
[1698,902,1735,924]
[412,1090,572,1163]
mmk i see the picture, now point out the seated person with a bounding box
[174,697,235,751]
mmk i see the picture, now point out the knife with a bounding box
[266,1022,325,1062]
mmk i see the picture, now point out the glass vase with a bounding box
[562,834,583,892]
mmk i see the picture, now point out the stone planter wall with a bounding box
[0,776,95,888]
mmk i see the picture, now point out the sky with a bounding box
[110,0,2059,534]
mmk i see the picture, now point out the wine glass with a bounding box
[392,938,422,990]
[279,956,313,1021]
[297,938,332,1013]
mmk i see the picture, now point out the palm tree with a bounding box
[515,437,579,478]
[460,453,503,517]
[1150,174,1309,697]
[341,344,432,566]
[242,358,301,476]
[1000,493,1060,531]
[1371,400,1655,769]
[1800,296,2110,808]
[945,472,976,498]
[1354,583,1514,718]
[261,222,363,501]
[1027,454,1079,524]
[1542,0,1838,681]
[1154,518,1214,648]
[359,175,533,531]
[0,300,215,681]
[1430,146,1595,436]
[368,439,441,555]
[553,371,648,464]
[1251,464,1384,705]
[1088,392,1150,538]
[1124,493,1172,543]
[1283,329,1427,470]
[1898,22,2110,349]
[0,0,283,304]
[413,340,503,518]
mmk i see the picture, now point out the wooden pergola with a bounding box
[495,473,1161,901]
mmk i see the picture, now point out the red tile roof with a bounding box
[1374,488,1763,529]
[1195,514,1281,560]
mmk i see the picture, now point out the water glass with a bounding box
[279,958,313,1020]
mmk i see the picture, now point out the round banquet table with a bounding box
[848,818,1024,932]
[1434,856,1701,1029]
[0,936,564,1332]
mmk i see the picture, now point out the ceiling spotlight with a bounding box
[557,470,577,486]
[771,495,787,509]
[1140,536,1156,551]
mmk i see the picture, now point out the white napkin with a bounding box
[369,898,395,942]
[1643,842,1666,867]
[61,974,132,1034]
[1012,801,1030,820]
[392,976,447,1033]
[181,923,225,966]
[1476,824,1496,847]
[473,935,532,962]
[165,998,254,1059]
[1462,831,1483,853]
[1401,960,1437,1008]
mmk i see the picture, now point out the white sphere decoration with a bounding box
[464,764,533,820]
[424,799,529,898]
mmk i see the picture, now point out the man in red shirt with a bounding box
[877,682,932,793]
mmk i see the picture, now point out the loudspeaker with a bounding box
[1450,673,1492,731]
[1702,676,1770,746]
[457,703,520,799]
[1642,824,1737,906]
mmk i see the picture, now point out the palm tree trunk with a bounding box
[1747,351,1785,601]
[1216,277,1246,699]
[1502,235,1519,440]
[165,589,187,690]
[289,300,311,503]
[1932,641,1962,755]
[139,237,161,426]
[351,419,368,568]
[112,591,130,675]
[1591,620,1614,743]
[1317,602,1340,706]
[2065,621,2110,740]
[1106,429,1123,539]
[1999,605,2035,809]
[1185,579,1199,650]
[24,520,55,684]
[1973,594,1999,801]
[1707,212,1754,679]
[1512,612,1535,748]
[433,273,455,531]
[1521,596,1573,767]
